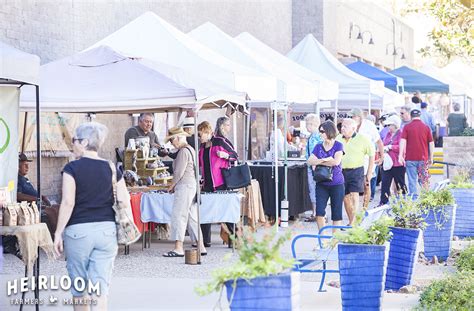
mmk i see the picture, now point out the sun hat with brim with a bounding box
[348,107,363,117]
[383,115,401,128]
[182,117,195,129]
[165,127,190,143]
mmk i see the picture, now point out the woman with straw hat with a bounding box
[163,127,206,257]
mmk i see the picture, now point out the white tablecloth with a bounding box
[140,192,242,224]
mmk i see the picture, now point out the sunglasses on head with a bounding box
[72,137,85,144]
[319,129,325,134]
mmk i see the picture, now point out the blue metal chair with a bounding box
[291,205,392,292]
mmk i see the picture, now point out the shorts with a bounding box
[63,221,118,297]
[315,183,344,221]
[342,167,365,195]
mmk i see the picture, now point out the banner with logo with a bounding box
[0,87,20,193]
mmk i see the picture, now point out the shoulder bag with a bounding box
[108,162,141,245]
[312,144,333,183]
[221,162,252,190]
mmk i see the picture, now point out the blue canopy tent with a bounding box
[347,61,404,93]
[389,66,449,93]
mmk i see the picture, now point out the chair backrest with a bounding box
[431,179,450,192]
[359,205,391,229]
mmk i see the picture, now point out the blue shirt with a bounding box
[17,175,38,197]
[421,109,436,132]
[306,133,323,159]
[63,158,122,227]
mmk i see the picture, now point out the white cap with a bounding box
[383,115,401,128]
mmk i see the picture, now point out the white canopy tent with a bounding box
[0,41,43,297]
[87,12,278,103]
[138,58,248,111]
[20,46,197,113]
[0,41,40,85]
[235,31,339,101]
[189,22,319,104]
[287,34,403,111]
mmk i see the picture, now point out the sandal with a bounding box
[304,215,316,222]
[162,250,184,257]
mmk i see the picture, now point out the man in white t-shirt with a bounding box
[348,108,384,208]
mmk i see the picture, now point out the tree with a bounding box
[402,0,473,64]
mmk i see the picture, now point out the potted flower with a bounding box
[418,188,456,261]
[385,194,426,291]
[334,215,394,310]
[196,228,298,310]
[448,168,474,238]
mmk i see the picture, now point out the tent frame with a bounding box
[1,79,41,311]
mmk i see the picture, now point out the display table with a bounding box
[140,191,242,224]
[249,163,312,217]
[0,223,53,272]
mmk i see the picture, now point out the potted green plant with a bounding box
[196,228,298,310]
[385,194,426,291]
[448,167,474,238]
[418,188,456,261]
[334,215,394,310]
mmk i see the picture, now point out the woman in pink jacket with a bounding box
[197,120,238,247]
[379,115,407,205]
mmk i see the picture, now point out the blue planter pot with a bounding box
[422,205,454,260]
[225,273,298,310]
[385,227,420,291]
[451,188,474,238]
[338,244,386,311]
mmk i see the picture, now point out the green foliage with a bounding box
[418,189,455,229]
[195,227,295,296]
[402,0,473,63]
[388,194,426,229]
[416,271,474,311]
[418,188,455,209]
[456,245,474,272]
[461,127,474,136]
[334,214,394,245]
[449,172,474,189]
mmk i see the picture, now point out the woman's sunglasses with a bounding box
[72,137,85,144]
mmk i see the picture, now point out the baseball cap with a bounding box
[420,102,428,109]
[410,108,421,117]
[348,108,363,117]
[383,115,401,128]
[19,153,32,162]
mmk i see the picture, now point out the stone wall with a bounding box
[442,137,474,179]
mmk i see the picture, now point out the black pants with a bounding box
[380,166,407,205]
[201,224,212,244]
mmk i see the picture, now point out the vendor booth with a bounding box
[389,66,449,93]
[0,41,50,311]
[288,34,404,112]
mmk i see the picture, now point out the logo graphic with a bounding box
[49,295,58,304]
[0,117,11,154]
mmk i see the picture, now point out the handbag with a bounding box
[221,162,252,190]
[312,165,333,183]
[108,162,141,246]
[383,154,394,171]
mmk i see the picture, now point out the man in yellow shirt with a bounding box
[337,118,375,224]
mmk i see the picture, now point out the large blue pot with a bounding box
[338,244,386,311]
[422,205,454,260]
[451,188,474,238]
[385,227,420,290]
[225,273,298,310]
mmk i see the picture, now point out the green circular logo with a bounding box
[0,117,11,154]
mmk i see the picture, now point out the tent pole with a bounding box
[193,112,202,264]
[335,99,339,123]
[35,84,41,310]
[273,103,279,232]
[368,91,372,113]
[21,112,28,153]
[233,112,238,153]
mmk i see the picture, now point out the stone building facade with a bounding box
[1,0,413,200]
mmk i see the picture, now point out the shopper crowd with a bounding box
[306,92,462,230]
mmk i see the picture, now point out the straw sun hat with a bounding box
[165,126,190,143]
